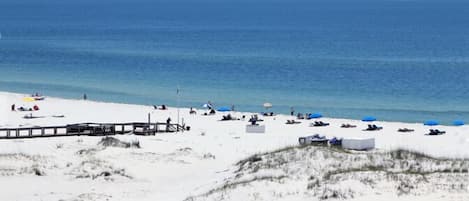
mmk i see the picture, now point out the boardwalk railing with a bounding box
[0,122,186,139]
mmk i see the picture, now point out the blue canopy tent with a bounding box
[217,107,231,112]
[362,116,376,122]
[453,120,464,126]
[424,120,439,126]
[309,113,323,119]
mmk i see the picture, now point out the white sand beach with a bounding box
[1,91,468,201]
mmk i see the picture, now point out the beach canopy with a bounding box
[217,107,231,112]
[202,103,213,108]
[453,120,464,126]
[362,116,376,122]
[263,102,272,109]
[424,120,439,126]
[22,97,35,102]
[309,113,323,119]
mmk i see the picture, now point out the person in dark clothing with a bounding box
[166,117,172,132]
[11,104,15,111]
[83,93,87,100]
[189,107,196,114]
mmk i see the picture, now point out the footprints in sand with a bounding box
[0,153,52,176]
[129,147,216,164]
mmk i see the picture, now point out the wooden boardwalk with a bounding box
[0,122,186,139]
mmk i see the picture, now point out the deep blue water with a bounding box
[1,0,469,124]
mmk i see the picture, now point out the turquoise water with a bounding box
[1,0,469,124]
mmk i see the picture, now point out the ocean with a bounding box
[1,0,469,124]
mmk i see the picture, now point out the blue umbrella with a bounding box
[424,120,439,126]
[453,120,464,126]
[217,107,231,112]
[362,116,376,122]
[309,113,323,118]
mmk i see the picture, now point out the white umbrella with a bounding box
[263,102,272,109]
[202,103,213,109]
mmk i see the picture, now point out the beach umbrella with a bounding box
[424,120,439,126]
[309,113,323,119]
[202,103,213,109]
[362,116,376,122]
[22,97,35,102]
[453,120,464,126]
[263,102,272,109]
[217,107,231,112]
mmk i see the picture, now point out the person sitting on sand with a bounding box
[33,105,39,111]
[297,113,304,119]
[161,105,167,110]
[189,107,196,114]
[209,109,216,115]
[251,119,257,125]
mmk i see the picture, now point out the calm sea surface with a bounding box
[1,0,469,124]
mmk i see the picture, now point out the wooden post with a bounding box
[29,129,32,136]
[16,129,19,137]
[54,128,57,135]
[6,130,10,137]
[41,128,45,136]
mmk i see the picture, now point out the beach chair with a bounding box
[298,134,328,145]
[427,129,445,135]
[398,128,414,132]
[286,120,301,124]
[341,124,357,128]
[364,124,382,131]
[329,137,343,146]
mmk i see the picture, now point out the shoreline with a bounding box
[1,91,469,158]
[1,87,466,125]
[0,90,459,126]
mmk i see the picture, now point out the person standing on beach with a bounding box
[83,93,87,100]
[206,101,213,110]
[166,117,171,132]
[11,104,15,111]
[231,104,235,112]
[290,107,294,116]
